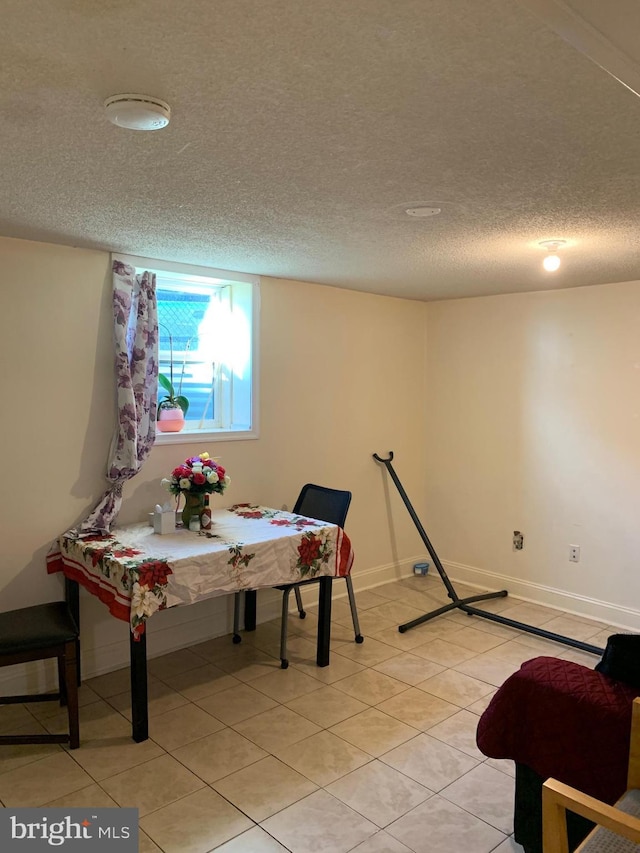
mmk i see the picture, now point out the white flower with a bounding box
[206,471,219,484]
[160,478,172,490]
[179,478,191,490]
[224,475,231,485]
[131,585,161,619]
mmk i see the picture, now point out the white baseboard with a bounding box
[441,559,640,632]
[3,554,634,696]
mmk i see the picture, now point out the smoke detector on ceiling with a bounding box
[104,94,171,131]
[404,206,442,218]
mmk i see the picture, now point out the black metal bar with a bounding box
[373,451,463,603]
[317,577,332,666]
[373,450,605,658]
[399,590,508,632]
[130,630,148,743]
[459,604,604,655]
[244,590,257,631]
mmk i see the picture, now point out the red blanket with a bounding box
[476,656,640,803]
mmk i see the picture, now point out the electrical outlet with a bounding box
[569,545,580,562]
[513,531,524,551]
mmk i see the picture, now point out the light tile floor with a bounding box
[0,575,613,852]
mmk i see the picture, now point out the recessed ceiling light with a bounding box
[104,94,171,131]
[404,206,442,218]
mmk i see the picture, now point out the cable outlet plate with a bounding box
[513,531,524,551]
[569,545,580,562]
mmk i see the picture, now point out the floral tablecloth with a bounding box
[47,504,354,639]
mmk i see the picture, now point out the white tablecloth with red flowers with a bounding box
[47,504,354,639]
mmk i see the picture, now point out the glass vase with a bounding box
[181,492,205,529]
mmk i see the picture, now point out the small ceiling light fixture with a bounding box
[104,94,171,131]
[539,239,567,272]
[405,206,442,218]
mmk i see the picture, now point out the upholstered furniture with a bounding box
[477,656,640,853]
[543,697,640,852]
[0,602,80,749]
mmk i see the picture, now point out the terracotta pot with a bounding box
[157,407,185,433]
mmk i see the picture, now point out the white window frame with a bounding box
[113,253,260,444]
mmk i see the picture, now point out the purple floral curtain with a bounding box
[76,260,158,534]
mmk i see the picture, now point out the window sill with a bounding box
[154,427,259,446]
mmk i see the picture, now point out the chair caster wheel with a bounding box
[280,659,289,669]
[355,635,364,644]
[232,634,242,644]
[299,610,306,619]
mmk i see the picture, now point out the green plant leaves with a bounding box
[175,395,189,415]
[157,373,189,415]
[158,373,174,396]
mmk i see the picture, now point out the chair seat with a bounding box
[580,788,640,852]
[0,602,78,655]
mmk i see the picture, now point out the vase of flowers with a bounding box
[161,452,230,529]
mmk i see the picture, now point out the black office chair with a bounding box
[233,484,363,668]
[0,602,80,749]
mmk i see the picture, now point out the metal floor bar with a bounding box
[373,451,604,657]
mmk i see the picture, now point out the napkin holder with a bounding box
[153,505,175,535]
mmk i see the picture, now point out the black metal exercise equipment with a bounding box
[373,451,604,656]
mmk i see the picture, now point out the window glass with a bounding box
[114,255,259,442]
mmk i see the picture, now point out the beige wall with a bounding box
[425,280,640,628]
[0,236,429,679]
[6,232,638,683]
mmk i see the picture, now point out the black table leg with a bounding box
[130,631,148,743]
[244,590,257,631]
[64,577,81,686]
[317,577,332,666]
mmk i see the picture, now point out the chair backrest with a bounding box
[293,484,352,529]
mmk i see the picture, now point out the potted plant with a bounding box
[157,327,190,433]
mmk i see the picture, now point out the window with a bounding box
[115,254,259,443]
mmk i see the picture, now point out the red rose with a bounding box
[216,465,226,478]
[172,466,184,477]
[193,472,206,485]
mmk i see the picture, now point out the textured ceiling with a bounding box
[1,0,640,300]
